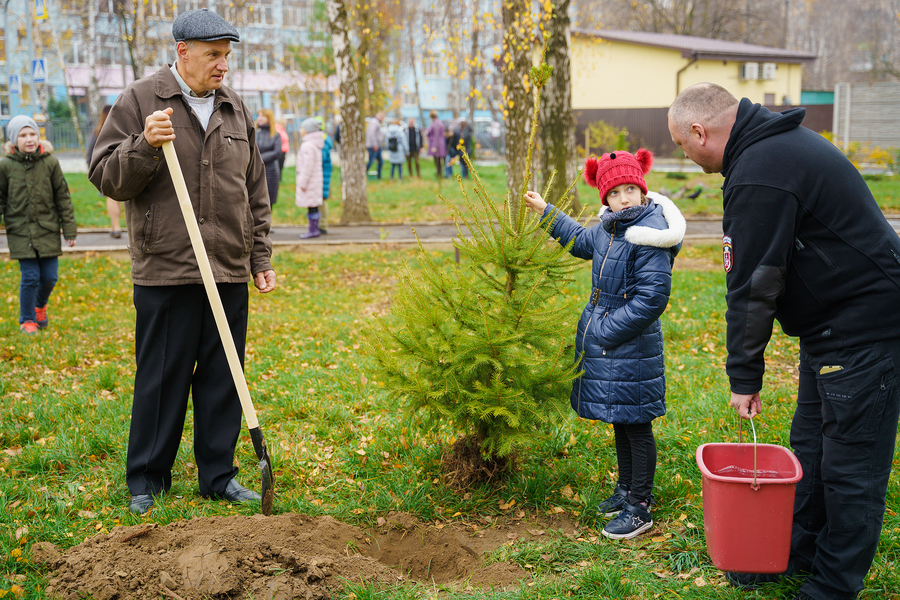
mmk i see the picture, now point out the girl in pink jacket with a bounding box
[295,118,325,238]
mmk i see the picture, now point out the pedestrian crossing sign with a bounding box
[32,59,46,83]
[9,75,21,94]
[35,0,47,20]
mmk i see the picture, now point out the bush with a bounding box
[582,120,629,156]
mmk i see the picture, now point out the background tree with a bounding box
[537,0,581,214]
[287,0,337,121]
[327,0,371,222]
[111,0,154,82]
[501,0,536,216]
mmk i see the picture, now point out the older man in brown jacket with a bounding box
[89,8,276,515]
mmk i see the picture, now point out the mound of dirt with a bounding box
[35,511,581,600]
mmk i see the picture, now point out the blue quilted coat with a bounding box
[544,193,685,424]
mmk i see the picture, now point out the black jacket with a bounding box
[721,99,900,394]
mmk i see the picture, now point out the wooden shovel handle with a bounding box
[162,141,259,429]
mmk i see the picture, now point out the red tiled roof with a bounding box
[573,28,818,63]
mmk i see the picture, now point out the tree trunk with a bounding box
[86,1,101,119]
[327,0,371,223]
[466,18,479,126]
[407,20,426,129]
[538,0,581,214]
[501,0,534,217]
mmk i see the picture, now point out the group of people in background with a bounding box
[361,110,473,182]
[424,111,474,181]
[246,109,475,237]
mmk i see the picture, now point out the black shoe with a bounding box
[602,500,653,540]
[129,494,154,514]
[726,564,803,589]
[222,478,261,503]
[111,231,122,239]
[596,483,630,517]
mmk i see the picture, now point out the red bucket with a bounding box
[696,435,802,574]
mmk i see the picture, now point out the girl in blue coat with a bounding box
[525,149,685,539]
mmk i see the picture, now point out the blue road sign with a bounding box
[32,59,46,83]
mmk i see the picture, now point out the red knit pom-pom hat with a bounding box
[583,149,653,205]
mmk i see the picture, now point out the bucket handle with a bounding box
[738,417,760,491]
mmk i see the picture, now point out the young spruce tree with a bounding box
[368,58,583,487]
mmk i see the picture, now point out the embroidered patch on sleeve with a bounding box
[723,235,733,272]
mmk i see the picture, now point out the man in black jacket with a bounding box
[669,82,900,600]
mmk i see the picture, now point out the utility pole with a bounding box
[24,0,34,117]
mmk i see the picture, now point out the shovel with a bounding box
[162,140,274,515]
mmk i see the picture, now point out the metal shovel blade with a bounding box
[250,427,275,516]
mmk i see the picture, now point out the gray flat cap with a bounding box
[172,9,240,43]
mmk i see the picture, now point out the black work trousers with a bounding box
[613,421,657,504]
[126,283,248,498]
[792,339,900,599]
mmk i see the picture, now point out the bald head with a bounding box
[667,83,739,174]
[669,83,739,137]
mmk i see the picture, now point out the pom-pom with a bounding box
[583,157,599,188]
[635,148,654,175]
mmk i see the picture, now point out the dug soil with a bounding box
[33,511,581,600]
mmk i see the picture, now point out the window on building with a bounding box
[242,92,263,114]
[422,51,440,78]
[64,42,88,65]
[98,35,122,66]
[176,0,206,14]
[0,85,8,116]
[284,0,312,27]
[147,0,172,18]
[248,50,269,72]
[764,93,775,105]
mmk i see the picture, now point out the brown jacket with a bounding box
[89,65,272,286]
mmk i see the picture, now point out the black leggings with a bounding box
[613,422,657,504]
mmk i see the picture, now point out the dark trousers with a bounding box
[792,340,900,599]
[390,162,403,179]
[127,283,248,497]
[366,147,383,179]
[406,152,420,177]
[432,156,444,180]
[18,256,58,323]
[613,421,656,504]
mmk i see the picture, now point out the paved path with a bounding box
[0,217,732,255]
[4,217,900,255]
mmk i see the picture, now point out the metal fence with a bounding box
[41,117,100,152]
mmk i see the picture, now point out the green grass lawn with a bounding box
[1,244,898,599]
[63,166,900,229]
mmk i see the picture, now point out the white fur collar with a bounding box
[598,192,685,248]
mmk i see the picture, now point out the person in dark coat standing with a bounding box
[668,82,900,599]
[525,150,685,541]
[255,108,282,208]
[458,120,474,178]
[406,117,421,178]
[444,123,460,178]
